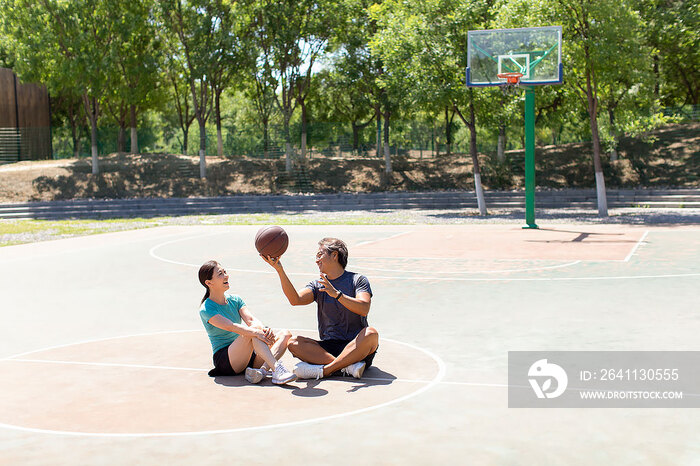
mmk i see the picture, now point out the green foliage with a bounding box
[621,112,681,143]
[0,0,693,180]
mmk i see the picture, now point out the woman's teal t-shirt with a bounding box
[199,294,246,353]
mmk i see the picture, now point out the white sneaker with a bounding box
[272,362,297,385]
[341,361,366,379]
[245,367,265,384]
[294,361,325,380]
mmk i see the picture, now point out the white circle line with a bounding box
[352,260,582,274]
[148,233,316,277]
[4,358,209,373]
[2,329,198,361]
[147,231,700,281]
[148,232,582,275]
[0,330,446,438]
[148,231,229,267]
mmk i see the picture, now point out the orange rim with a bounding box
[497,72,523,85]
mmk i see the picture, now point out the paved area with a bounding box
[0,224,699,464]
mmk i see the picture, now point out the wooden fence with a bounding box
[0,67,51,162]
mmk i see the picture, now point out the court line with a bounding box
[147,231,699,281]
[624,230,649,262]
[355,231,411,247]
[2,359,500,388]
[5,358,209,372]
[2,329,198,361]
[0,229,199,265]
[147,231,231,267]
[0,330,447,438]
[366,272,700,281]
[148,233,316,277]
[352,260,581,274]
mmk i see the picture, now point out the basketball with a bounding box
[255,226,289,258]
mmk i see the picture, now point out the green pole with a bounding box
[523,86,538,229]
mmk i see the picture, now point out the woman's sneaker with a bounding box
[341,361,366,379]
[294,362,325,380]
[245,367,265,384]
[272,363,297,385]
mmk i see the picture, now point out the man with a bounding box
[261,237,379,380]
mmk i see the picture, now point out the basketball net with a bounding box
[498,72,523,96]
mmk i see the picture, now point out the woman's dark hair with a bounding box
[319,237,348,269]
[198,260,219,304]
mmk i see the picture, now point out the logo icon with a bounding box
[528,359,568,399]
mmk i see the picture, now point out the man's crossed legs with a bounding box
[288,327,379,379]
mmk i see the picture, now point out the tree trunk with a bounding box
[130,105,138,154]
[69,102,80,158]
[588,105,608,216]
[608,107,618,161]
[215,91,223,157]
[262,118,270,158]
[199,119,207,179]
[383,109,391,174]
[375,104,381,158]
[445,106,452,157]
[469,103,486,215]
[183,127,189,155]
[262,116,269,158]
[454,100,487,215]
[497,125,506,162]
[284,112,292,172]
[352,122,359,152]
[71,122,80,158]
[82,94,99,175]
[653,55,660,98]
[117,126,126,153]
[300,99,307,161]
[584,48,608,217]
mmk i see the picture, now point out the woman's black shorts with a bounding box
[208,345,256,377]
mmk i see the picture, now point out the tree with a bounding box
[370,0,494,213]
[244,47,278,157]
[164,57,197,154]
[207,0,251,158]
[498,0,648,217]
[107,0,164,155]
[250,0,335,171]
[160,0,220,178]
[636,0,700,107]
[3,0,117,174]
[311,65,376,153]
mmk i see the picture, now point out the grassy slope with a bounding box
[0,123,697,204]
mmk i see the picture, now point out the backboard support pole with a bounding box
[523,86,538,229]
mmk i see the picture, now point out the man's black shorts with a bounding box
[208,345,256,377]
[318,339,378,369]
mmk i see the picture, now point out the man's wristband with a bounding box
[336,290,343,300]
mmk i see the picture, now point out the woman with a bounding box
[198,260,296,385]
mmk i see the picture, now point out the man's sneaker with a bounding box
[245,367,265,384]
[271,362,297,385]
[294,361,325,380]
[341,361,366,379]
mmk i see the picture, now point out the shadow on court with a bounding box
[213,366,397,397]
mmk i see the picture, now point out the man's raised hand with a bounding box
[260,254,283,271]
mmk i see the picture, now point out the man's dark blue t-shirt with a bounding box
[305,270,373,341]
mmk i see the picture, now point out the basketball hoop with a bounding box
[497,72,523,84]
[497,72,523,95]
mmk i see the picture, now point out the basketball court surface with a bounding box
[1,223,699,464]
